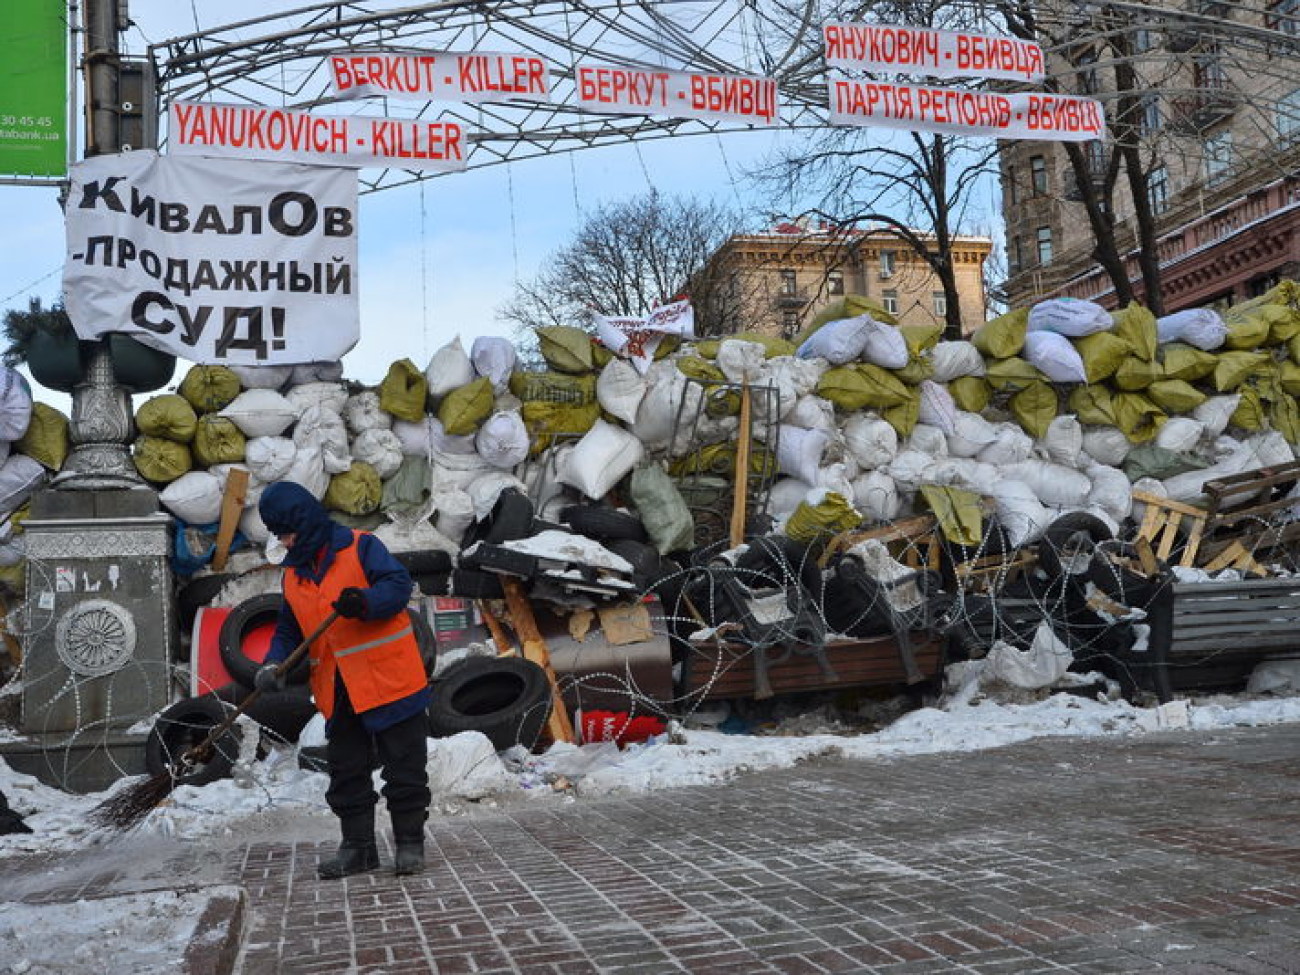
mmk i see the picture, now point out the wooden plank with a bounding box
[1180,515,1206,568]
[729,384,752,548]
[477,601,516,657]
[1156,514,1185,561]
[1201,541,1251,573]
[1133,536,1159,576]
[1132,490,1211,518]
[500,577,576,745]
[211,467,250,572]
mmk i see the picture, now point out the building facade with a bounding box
[698,223,992,338]
[1000,6,1300,312]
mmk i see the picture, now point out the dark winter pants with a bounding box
[325,684,431,820]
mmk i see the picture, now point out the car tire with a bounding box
[219,594,309,688]
[145,696,244,787]
[463,489,535,548]
[427,656,552,751]
[1038,512,1115,580]
[448,568,504,600]
[211,681,317,744]
[560,504,649,543]
[176,572,234,640]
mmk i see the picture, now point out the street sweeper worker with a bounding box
[255,480,431,878]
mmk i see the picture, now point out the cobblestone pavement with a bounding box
[9,723,1300,973]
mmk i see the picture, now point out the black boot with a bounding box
[318,812,379,880]
[392,810,426,876]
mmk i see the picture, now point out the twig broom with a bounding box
[91,610,340,831]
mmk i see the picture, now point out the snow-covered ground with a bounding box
[3,672,1300,974]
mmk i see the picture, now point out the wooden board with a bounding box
[501,578,576,744]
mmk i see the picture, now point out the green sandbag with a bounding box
[883,390,921,437]
[1222,309,1271,350]
[948,376,990,413]
[324,461,382,515]
[17,402,69,471]
[379,359,428,422]
[731,332,797,358]
[1280,360,1300,396]
[794,294,898,346]
[509,371,598,404]
[1272,394,1300,443]
[1073,331,1130,383]
[971,307,1028,359]
[629,462,695,554]
[136,394,198,443]
[1112,356,1161,391]
[1160,343,1217,382]
[1068,385,1117,426]
[784,492,861,544]
[1231,385,1266,430]
[1009,381,1057,439]
[893,356,935,385]
[1111,391,1165,443]
[817,364,911,410]
[899,323,943,357]
[438,377,494,435]
[1111,302,1158,361]
[676,356,727,382]
[1123,444,1205,481]
[521,400,601,453]
[669,442,776,479]
[1213,351,1271,392]
[178,364,240,413]
[381,456,434,516]
[191,415,246,467]
[984,356,1045,391]
[536,325,595,373]
[1146,379,1207,414]
[133,435,192,484]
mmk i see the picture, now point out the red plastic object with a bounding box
[578,710,667,747]
[190,606,276,696]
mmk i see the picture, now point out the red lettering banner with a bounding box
[824,22,1045,82]
[574,62,779,126]
[330,50,552,104]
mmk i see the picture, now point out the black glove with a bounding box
[333,587,368,619]
[254,663,286,693]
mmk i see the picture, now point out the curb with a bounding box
[182,886,247,975]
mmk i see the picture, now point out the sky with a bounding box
[3,665,1300,972]
[0,0,808,391]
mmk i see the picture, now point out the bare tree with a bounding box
[497,192,747,343]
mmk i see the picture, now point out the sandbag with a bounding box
[882,391,920,438]
[220,388,299,437]
[1081,426,1131,467]
[977,423,1034,466]
[1111,392,1165,443]
[351,428,404,479]
[536,325,595,373]
[930,340,985,382]
[1027,297,1112,337]
[852,470,901,522]
[991,479,1051,547]
[1194,394,1241,439]
[1068,385,1117,426]
[1160,343,1218,382]
[1156,308,1227,350]
[438,377,495,436]
[523,400,601,452]
[379,359,428,423]
[716,339,767,383]
[1041,415,1083,468]
[916,380,957,434]
[843,413,898,470]
[1023,331,1086,384]
[796,295,897,345]
[817,364,910,410]
[16,402,68,470]
[596,359,647,425]
[796,314,872,364]
[1146,379,1207,414]
[425,337,477,400]
[1009,381,1057,439]
[947,411,998,458]
[1112,356,1161,391]
[629,462,695,554]
[178,364,240,413]
[508,371,597,404]
[228,363,292,390]
[948,376,990,413]
[245,436,296,483]
[1110,302,1158,360]
[559,419,645,499]
[294,405,351,474]
[133,436,192,484]
[860,319,910,370]
[971,307,1028,359]
[159,471,223,525]
[192,415,246,467]
[984,356,1045,391]
[286,381,349,414]
[1222,308,1272,350]
[786,394,835,431]
[289,361,345,384]
[1213,351,1270,392]
[283,443,329,498]
[777,425,830,485]
[1072,331,1130,383]
[1003,459,1091,507]
[342,390,392,434]
[324,461,382,515]
[783,491,860,544]
[471,336,517,390]
[136,394,198,443]
[475,411,530,469]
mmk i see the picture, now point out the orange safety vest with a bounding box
[283,532,425,719]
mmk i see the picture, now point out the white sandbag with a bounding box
[470,336,516,391]
[843,413,898,470]
[466,472,529,521]
[977,423,1034,466]
[228,363,292,389]
[814,460,856,502]
[983,622,1072,689]
[991,479,1052,547]
[0,368,32,442]
[777,425,830,485]
[633,372,703,453]
[352,428,404,479]
[1129,477,1167,524]
[852,470,901,522]
[342,390,392,434]
[934,457,1000,495]
[1023,330,1088,384]
[930,340,986,381]
[887,448,936,490]
[768,477,813,520]
[208,463,262,506]
[946,411,997,458]
[282,442,329,499]
[1081,426,1131,467]
[559,419,645,499]
[795,314,872,364]
[786,394,835,431]
[285,381,349,415]
[1003,459,1092,507]
[0,453,42,514]
[1156,308,1228,350]
[474,411,530,470]
[239,504,270,544]
[159,470,224,525]
[1247,657,1300,694]
[715,339,767,383]
[425,336,476,399]
[244,436,297,484]
[289,361,344,384]
[1085,462,1133,522]
[1224,431,1295,474]
[1026,297,1112,337]
[219,388,299,438]
[293,405,351,474]
[916,380,957,434]
[1162,467,1220,503]
[432,487,475,540]
[1193,394,1240,439]
[860,319,910,369]
[843,539,922,611]
[760,356,824,413]
[429,416,480,455]
[906,424,949,459]
[390,418,432,456]
[429,448,492,492]
[596,359,646,425]
[1155,417,1205,454]
[1041,415,1084,468]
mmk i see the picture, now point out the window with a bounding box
[827,270,844,295]
[932,292,947,318]
[1278,88,1300,138]
[1030,155,1048,195]
[879,250,896,278]
[1010,236,1023,274]
[1006,164,1019,205]
[1194,52,1229,91]
[1148,165,1170,214]
[781,311,799,336]
[882,290,899,315]
[1077,51,1100,95]
[1036,226,1053,265]
[1270,0,1300,36]
[1139,95,1161,137]
[1085,140,1106,177]
[779,269,797,294]
[1204,129,1232,183]
[1134,27,1155,52]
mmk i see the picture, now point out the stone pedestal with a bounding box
[10,495,176,792]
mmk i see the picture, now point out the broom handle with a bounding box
[177,609,341,770]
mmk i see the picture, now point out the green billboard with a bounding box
[0,0,68,178]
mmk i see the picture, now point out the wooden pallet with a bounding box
[1132,491,1209,568]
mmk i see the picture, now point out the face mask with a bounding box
[266,534,288,565]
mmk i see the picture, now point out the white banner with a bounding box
[824,23,1045,82]
[170,102,468,172]
[828,81,1104,141]
[330,51,552,103]
[575,63,779,126]
[63,151,360,366]
[594,299,696,375]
